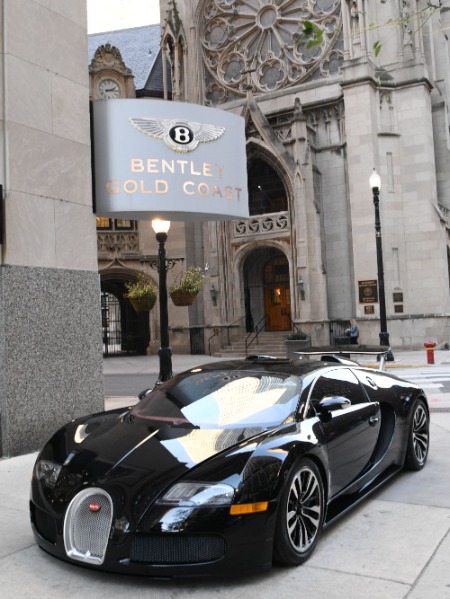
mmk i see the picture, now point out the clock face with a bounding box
[98,78,121,99]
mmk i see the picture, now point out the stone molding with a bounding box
[233,212,290,238]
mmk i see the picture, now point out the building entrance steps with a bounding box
[214,330,290,358]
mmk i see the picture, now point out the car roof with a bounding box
[185,357,350,378]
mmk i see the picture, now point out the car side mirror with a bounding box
[138,388,152,401]
[318,395,351,415]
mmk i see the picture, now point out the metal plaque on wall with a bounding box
[359,280,378,304]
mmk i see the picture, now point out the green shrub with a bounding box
[286,331,308,341]
[169,266,207,294]
[125,274,157,299]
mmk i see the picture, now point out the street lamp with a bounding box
[369,169,394,361]
[152,219,172,382]
[148,219,184,383]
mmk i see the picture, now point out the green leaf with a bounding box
[297,20,324,48]
[373,40,382,57]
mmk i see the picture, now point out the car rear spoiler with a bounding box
[294,345,392,371]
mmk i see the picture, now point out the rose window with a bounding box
[202,0,342,105]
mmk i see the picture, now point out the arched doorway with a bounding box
[101,278,150,356]
[248,159,288,215]
[263,255,291,331]
[243,248,291,332]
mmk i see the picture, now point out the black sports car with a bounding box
[30,347,429,578]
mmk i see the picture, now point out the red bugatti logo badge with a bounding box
[88,502,101,513]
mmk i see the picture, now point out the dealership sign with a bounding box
[92,99,249,220]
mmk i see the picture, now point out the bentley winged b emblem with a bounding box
[129,117,225,153]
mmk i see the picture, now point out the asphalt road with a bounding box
[104,373,156,397]
[103,352,450,407]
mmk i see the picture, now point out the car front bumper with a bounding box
[30,496,277,578]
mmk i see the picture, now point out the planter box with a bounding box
[128,296,156,313]
[286,338,311,359]
[170,289,198,306]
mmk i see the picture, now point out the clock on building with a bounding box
[98,77,121,99]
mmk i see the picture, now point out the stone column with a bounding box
[0,0,103,456]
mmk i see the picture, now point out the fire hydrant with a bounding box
[424,341,437,365]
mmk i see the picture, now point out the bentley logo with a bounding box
[129,117,225,153]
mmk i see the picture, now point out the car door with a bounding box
[308,368,381,498]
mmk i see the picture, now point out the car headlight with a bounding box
[156,482,235,507]
[35,460,62,488]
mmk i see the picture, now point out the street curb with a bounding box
[361,363,428,369]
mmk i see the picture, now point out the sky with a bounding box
[87,0,160,33]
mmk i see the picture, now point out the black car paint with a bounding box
[30,357,427,577]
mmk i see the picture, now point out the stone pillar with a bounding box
[0,0,103,456]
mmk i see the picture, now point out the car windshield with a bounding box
[131,369,302,428]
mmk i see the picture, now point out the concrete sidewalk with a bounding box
[1,350,450,597]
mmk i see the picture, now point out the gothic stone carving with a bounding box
[201,0,343,105]
[97,232,139,256]
[89,43,133,77]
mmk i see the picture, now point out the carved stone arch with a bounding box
[247,140,294,197]
[233,239,290,272]
[99,266,154,356]
[162,0,187,41]
[161,8,187,101]
[99,265,157,287]
[233,241,293,332]
[246,140,293,216]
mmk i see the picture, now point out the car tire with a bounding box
[404,399,429,471]
[273,458,324,566]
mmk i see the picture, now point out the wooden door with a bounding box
[264,285,291,331]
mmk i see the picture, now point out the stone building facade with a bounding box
[155,0,450,350]
[88,1,450,360]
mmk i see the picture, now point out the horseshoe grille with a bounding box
[63,488,113,565]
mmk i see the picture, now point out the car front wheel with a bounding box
[273,458,324,566]
[404,399,429,471]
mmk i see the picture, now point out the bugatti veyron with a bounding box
[30,347,429,577]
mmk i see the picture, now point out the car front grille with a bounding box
[130,533,227,564]
[63,488,113,565]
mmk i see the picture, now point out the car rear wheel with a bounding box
[273,458,324,566]
[404,399,429,471]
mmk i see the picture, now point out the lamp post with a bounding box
[147,219,184,383]
[369,169,394,361]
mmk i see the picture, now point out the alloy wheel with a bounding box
[286,465,322,553]
[412,403,429,465]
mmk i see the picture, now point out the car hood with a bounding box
[67,409,267,470]
[45,409,271,525]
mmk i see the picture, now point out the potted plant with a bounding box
[125,274,157,313]
[286,330,311,358]
[169,266,207,306]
